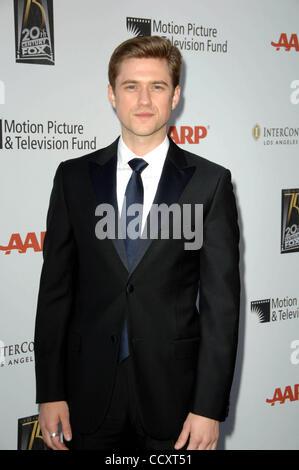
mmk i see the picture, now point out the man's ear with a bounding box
[171,85,181,110]
[108,84,116,108]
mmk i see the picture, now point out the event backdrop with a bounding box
[0,0,298,450]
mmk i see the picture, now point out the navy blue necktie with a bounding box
[118,158,148,363]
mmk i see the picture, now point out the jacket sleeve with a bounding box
[34,162,77,403]
[190,169,240,421]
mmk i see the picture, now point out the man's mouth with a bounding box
[134,112,154,118]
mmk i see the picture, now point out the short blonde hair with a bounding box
[108,36,182,90]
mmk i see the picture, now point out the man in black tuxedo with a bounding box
[34,36,240,451]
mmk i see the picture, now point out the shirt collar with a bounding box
[117,135,169,171]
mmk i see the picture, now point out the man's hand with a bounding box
[174,413,219,450]
[39,401,72,450]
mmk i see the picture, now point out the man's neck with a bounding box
[121,130,167,157]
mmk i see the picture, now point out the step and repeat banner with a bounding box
[0,0,298,450]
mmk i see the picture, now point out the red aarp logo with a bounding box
[271,33,299,51]
[266,383,299,406]
[168,126,208,144]
[0,232,45,255]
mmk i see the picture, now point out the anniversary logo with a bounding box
[0,119,97,151]
[18,415,47,450]
[14,0,54,65]
[251,297,299,324]
[281,189,299,253]
[253,124,299,146]
[126,17,228,53]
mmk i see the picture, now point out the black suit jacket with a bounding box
[34,137,240,440]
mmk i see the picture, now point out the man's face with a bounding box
[108,57,180,143]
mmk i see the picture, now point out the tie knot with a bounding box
[129,158,148,174]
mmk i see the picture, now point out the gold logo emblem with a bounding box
[253,124,261,140]
[18,415,47,450]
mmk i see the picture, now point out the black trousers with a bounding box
[67,357,182,451]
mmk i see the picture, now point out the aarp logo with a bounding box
[271,33,299,51]
[168,125,208,144]
[0,231,45,255]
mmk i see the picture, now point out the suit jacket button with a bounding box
[111,335,118,344]
[126,283,134,294]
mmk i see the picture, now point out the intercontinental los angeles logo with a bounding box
[0,339,34,368]
[14,0,54,65]
[126,17,228,53]
[252,124,299,146]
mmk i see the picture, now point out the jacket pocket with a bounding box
[173,336,200,360]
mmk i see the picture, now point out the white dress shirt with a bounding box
[116,136,169,231]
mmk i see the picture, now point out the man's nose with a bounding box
[138,86,151,105]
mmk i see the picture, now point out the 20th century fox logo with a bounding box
[14,0,54,65]
[281,189,299,253]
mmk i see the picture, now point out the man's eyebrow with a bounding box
[151,80,169,86]
[120,79,170,87]
[120,80,138,85]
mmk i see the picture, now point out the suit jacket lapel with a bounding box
[128,138,196,276]
[89,137,196,277]
[89,138,129,272]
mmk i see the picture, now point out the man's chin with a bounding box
[125,125,167,139]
